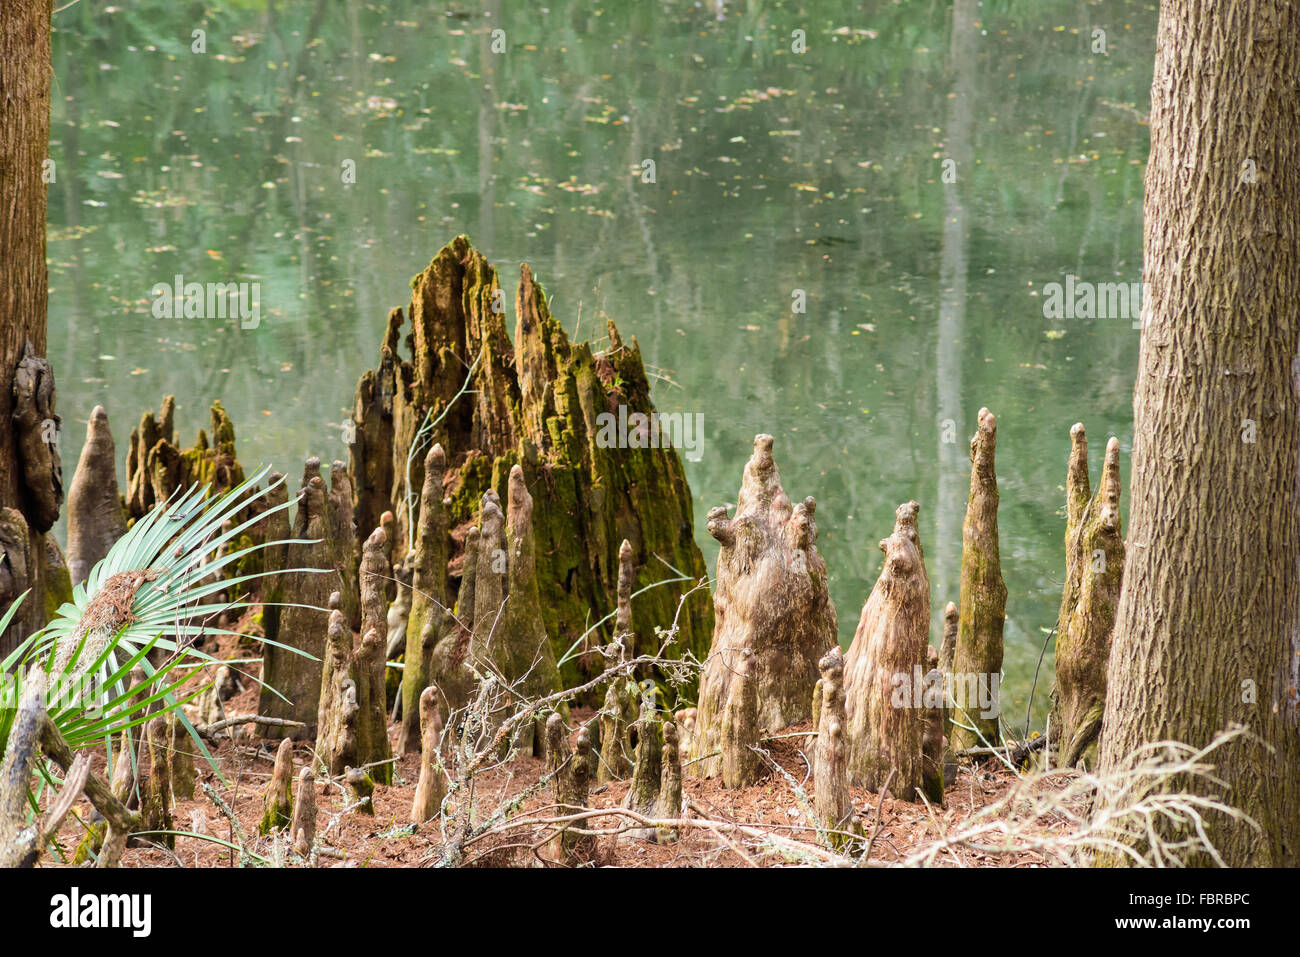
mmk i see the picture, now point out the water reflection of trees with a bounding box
[48,0,1152,719]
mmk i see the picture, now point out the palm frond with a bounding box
[1,465,323,766]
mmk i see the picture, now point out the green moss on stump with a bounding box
[349,237,713,704]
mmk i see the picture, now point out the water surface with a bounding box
[48,0,1155,730]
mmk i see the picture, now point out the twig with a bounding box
[1024,626,1055,741]
[196,714,306,736]
[201,781,251,853]
[957,737,1047,763]
[38,715,138,836]
[905,727,1256,868]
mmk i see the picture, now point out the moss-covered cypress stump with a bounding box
[346,236,712,694]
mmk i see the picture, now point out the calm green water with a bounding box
[47,0,1154,731]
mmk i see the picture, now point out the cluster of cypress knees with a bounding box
[57,239,1124,861]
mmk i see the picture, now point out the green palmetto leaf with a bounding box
[1,464,324,773]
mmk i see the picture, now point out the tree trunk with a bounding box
[0,0,55,657]
[1096,0,1300,866]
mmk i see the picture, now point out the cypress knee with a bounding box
[315,602,353,774]
[598,670,639,783]
[613,538,636,662]
[694,435,837,777]
[1050,426,1125,768]
[412,686,446,825]
[813,648,854,839]
[167,713,197,802]
[260,738,295,834]
[327,461,361,630]
[290,768,317,856]
[657,721,684,843]
[949,409,1006,752]
[921,648,947,802]
[140,718,174,850]
[427,525,478,724]
[260,471,342,736]
[258,473,292,649]
[503,466,563,702]
[625,691,664,815]
[345,766,375,814]
[400,444,449,753]
[720,648,762,789]
[843,502,931,798]
[357,627,392,785]
[66,405,127,584]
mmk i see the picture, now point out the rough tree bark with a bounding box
[693,434,838,777]
[1096,0,1300,867]
[948,409,1006,752]
[1049,426,1124,769]
[0,0,56,655]
[719,648,761,788]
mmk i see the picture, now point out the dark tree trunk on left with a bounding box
[1,0,56,656]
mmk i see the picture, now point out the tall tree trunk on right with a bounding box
[1096,0,1300,866]
[0,0,56,656]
